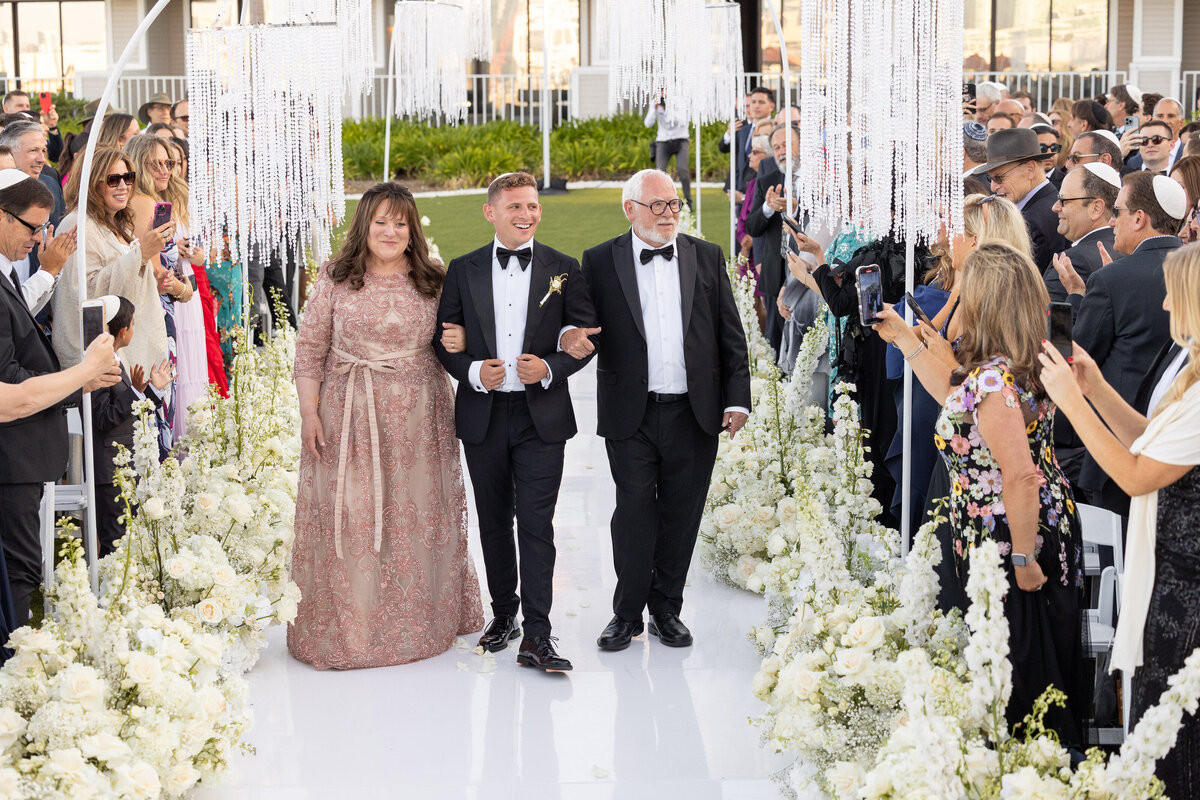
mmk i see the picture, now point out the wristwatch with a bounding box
[1011,552,1032,567]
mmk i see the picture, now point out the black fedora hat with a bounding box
[970,128,1054,176]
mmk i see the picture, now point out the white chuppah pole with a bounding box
[75,0,175,592]
[541,0,551,188]
[695,122,701,232]
[761,0,792,231]
[382,19,396,184]
[901,238,915,554]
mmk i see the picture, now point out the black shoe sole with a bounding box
[596,623,644,651]
[648,621,693,648]
[478,627,521,653]
[516,653,573,671]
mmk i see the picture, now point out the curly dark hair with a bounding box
[327,182,442,297]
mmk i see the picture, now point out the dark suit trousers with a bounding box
[605,396,719,621]
[0,482,45,624]
[96,483,126,558]
[462,392,563,639]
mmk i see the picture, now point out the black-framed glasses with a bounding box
[1039,143,1062,154]
[175,115,188,122]
[989,166,1023,186]
[1142,135,1171,146]
[1065,153,1101,165]
[105,172,136,188]
[1112,206,1131,218]
[3,209,51,238]
[1057,195,1096,205]
[631,198,683,216]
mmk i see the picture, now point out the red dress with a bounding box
[191,263,230,397]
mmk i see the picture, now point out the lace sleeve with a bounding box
[294,269,335,381]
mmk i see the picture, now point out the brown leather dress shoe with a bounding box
[516,636,573,671]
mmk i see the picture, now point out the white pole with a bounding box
[541,0,551,188]
[695,121,702,231]
[382,14,396,184]
[75,0,175,593]
[901,238,915,554]
[762,0,791,218]
[729,73,736,257]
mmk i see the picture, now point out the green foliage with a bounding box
[342,113,738,186]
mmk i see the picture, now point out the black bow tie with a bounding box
[497,247,532,270]
[640,245,674,264]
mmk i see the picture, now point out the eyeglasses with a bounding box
[989,165,1024,186]
[174,115,188,122]
[1057,195,1096,205]
[1142,135,1171,146]
[1111,205,1131,218]
[148,160,177,172]
[1039,143,1062,154]
[3,209,51,238]
[631,198,683,216]
[105,171,136,188]
[1065,153,1101,165]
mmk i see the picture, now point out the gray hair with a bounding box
[0,120,42,150]
[751,134,771,155]
[622,168,672,204]
[976,81,1005,106]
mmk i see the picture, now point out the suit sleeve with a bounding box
[433,259,474,385]
[1072,271,1116,368]
[744,177,773,238]
[542,257,597,385]
[714,247,752,410]
[1028,218,1058,272]
[91,384,139,435]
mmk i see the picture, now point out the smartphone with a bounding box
[781,210,803,235]
[82,299,105,349]
[151,201,173,230]
[1124,115,1139,131]
[962,82,977,103]
[1047,302,1074,361]
[902,292,934,328]
[856,264,884,327]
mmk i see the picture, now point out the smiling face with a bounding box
[483,185,541,249]
[1052,168,1100,240]
[1139,122,1174,169]
[365,199,411,265]
[145,142,171,193]
[101,158,133,216]
[0,202,50,261]
[13,131,46,178]
[624,172,680,247]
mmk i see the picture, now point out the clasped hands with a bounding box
[439,323,551,389]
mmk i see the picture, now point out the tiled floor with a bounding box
[195,362,786,799]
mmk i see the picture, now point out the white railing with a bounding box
[351,72,573,125]
[1183,71,1200,116]
[963,70,1128,114]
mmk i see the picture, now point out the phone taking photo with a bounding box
[39,92,52,116]
[1124,115,1140,131]
[856,264,884,327]
[902,292,934,328]
[82,299,105,349]
[151,201,173,230]
[781,211,803,235]
[962,82,977,104]
[1047,302,1074,361]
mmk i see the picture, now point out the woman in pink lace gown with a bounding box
[290,182,483,669]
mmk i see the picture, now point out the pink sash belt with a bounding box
[330,345,432,559]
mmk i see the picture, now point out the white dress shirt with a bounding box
[468,239,553,394]
[1147,344,1190,417]
[644,105,688,141]
[630,232,750,417]
[1,252,55,315]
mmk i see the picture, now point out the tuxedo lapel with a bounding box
[522,244,552,352]
[464,248,498,357]
[612,233,645,341]
[676,235,697,335]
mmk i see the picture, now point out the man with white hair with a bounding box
[568,169,750,653]
[974,81,1006,123]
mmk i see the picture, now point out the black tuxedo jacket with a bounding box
[1044,226,1115,303]
[1020,181,1069,272]
[743,170,788,305]
[1074,236,1180,497]
[434,241,596,446]
[580,232,751,440]
[90,364,163,485]
[0,268,73,484]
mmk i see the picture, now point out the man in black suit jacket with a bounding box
[745,123,799,354]
[434,172,597,673]
[0,173,111,622]
[717,86,775,193]
[569,169,751,652]
[1047,164,1121,302]
[1072,171,1186,516]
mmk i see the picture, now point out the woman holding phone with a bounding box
[873,240,1087,745]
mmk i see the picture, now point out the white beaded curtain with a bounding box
[604,0,711,115]
[278,0,375,95]
[461,0,493,61]
[186,23,346,269]
[390,1,469,122]
[693,1,743,126]
[797,0,849,227]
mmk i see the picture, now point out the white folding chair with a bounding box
[1077,502,1130,740]
[1078,502,1124,578]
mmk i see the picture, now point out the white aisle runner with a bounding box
[195,361,784,799]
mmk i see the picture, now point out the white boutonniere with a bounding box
[539,273,568,307]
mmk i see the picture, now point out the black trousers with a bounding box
[95,482,125,558]
[0,482,45,624]
[655,137,693,205]
[606,396,718,622]
[461,392,564,639]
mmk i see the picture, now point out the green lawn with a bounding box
[338,187,736,263]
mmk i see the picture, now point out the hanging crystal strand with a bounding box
[462,0,493,61]
[280,0,375,95]
[393,1,468,123]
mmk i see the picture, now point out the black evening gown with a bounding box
[1130,465,1200,796]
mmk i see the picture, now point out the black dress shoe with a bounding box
[596,615,644,651]
[516,636,573,671]
[649,613,693,647]
[478,615,521,653]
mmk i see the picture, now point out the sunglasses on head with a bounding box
[1142,135,1171,146]
[105,172,136,188]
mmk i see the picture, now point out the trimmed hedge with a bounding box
[343,113,735,186]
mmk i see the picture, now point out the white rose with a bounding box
[832,648,871,677]
[826,761,865,799]
[825,604,855,631]
[125,652,163,686]
[225,494,253,523]
[165,554,194,580]
[790,669,821,700]
[223,464,240,480]
[964,745,998,781]
[1031,736,1070,770]
[197,686,228,718]
[191,633,224,665]
[843,616,887,651]
[212,565,237,587]
[753,625,777,651]
[277,594,299,622]
[0,709,26,751]
[264,436,284,457]
[194,492,220,515]
[0,767,19,799]
[751,669,777,700]
[197,598,224,624]
[59,665,106,712]
[766,532,787,556]
[753,505,775,524]
[190,407,211,427]
[114,760,161,800]
[745,574,764,593]
[164,763,200,795]
[141,497,166,520]
[276,525,296,547]
[79,732,132,764]
[420,215,432,226]
[46,748,89,783]
[775,497,797,524]
[713,505,742,530]
[1000,766,1069,799]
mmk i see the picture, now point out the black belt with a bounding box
[648,391,688,403]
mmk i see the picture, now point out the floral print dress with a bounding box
[935,356,1087,743]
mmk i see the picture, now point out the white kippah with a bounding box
[1091,129,1120,147]
[0,168,32,191]
[1125,85,1143,107]
[1152,175,1188,221]
[97,295,121,324]
[1083,162,1122,189]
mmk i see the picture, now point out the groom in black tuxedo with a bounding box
[434,172,597,672]
[567,169,751,651]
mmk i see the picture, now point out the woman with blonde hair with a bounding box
[876,240,1087,744]
[1040,242,1200,796]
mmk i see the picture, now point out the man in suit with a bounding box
[974,127,1067,272]
[718,86,775,193]
[434,172,597,673]
[568,169,751,651]
[1072,171,1187,516]
[745,123,800,354]
[1065,130,1123,173]
[1047,163,1120,302]
[0,170,116,622]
